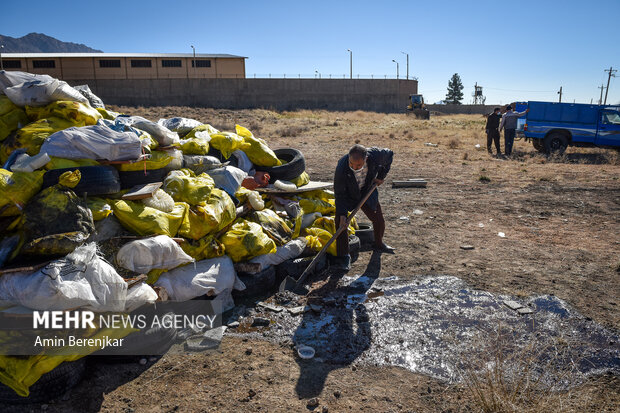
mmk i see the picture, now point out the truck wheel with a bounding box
[532,139,545,153]
[544,133,568,155]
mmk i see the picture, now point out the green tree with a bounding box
[445,73,464,104]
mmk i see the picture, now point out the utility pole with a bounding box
[401,51,409,80]
[0,45,4,71]
[598,84,605,105]
[557,86,562,103]
[603,66,616,105]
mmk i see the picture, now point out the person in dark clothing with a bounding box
[332,144,394,272]
[485,107,502,156]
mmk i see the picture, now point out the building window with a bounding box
[162,60,182,68]
[32,60,55,69]
[192,60,211,68]
[99,59,121,68]
[2,60,21,69]
[131,60,152,68]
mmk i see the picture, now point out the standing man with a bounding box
[332,144,394,272]
[499,105,529,157]
[485,107,502,157]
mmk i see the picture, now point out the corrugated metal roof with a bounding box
[1,53,247,59]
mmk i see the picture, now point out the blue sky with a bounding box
[2,0,619,105]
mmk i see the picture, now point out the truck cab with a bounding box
[522,101,620,154]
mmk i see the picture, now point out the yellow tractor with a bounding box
[406,94,430,119]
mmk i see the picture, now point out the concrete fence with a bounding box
[426,104,498,115]
[66,78,418,113]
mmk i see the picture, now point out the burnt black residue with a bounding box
[228,273,620,389]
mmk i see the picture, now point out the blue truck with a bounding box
[517,101,620,154]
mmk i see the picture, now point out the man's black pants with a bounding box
[504,128,516,156]
[336,202,385,256]
[486,129,501,154]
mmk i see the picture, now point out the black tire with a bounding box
[276,253,328,283]
[233,265,277,299]
[117,168,168,189]
[349,234,360,263]
[532,139,545,153]
[254,148,306,183]
[42,166,120,196]
[0,358,86,404]
[544,132,568,155]
[355,223,374,247]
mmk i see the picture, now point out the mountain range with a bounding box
[0,33,102,53]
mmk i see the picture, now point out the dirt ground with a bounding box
[10,108,620,412]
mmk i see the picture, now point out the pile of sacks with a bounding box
[0,70,358,397]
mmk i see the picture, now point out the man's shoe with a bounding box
[374,243,396,254]
[330,255,351,272]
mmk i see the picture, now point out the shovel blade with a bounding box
[278,276,308,295]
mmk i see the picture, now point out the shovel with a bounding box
[279,182,379,293]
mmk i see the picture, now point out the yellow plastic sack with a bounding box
[139,131,158,151]
[96,107,117,120]
[290,171,310,187]
[0,169,44,217]
[178,189,236,240]
[304,227,337,256]
[45,156,99,170]
[299,189,334,200]
[87,197,112,221]
[235,124,281,167]
[0,117,82,163]
[209,132,248,159]
[58,169,81,188]
[180,235,225,262]
[117,151,172,172]
[184,124,219,139]
[179,134,210,155]
[219,219,277,262]
[310,216,355,236]
[0,96,29,141]
[112,200,188,237]
[299,198,335,214]
[163,169,215,205]
[246,209,293,246]
[25,101,101,126]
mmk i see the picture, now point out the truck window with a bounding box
[602,111,620,125]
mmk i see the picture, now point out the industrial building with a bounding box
[0,53,247,80]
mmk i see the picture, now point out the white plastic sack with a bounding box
[74,84,105,109]
[183,155,225,174]
[116,235,194,273]
[115,116,179,146]
[206,165,247,198]
[230,150,254,174]
[302,212,322,229]
[40,125,142,161]
[0,70,54,93]
[157,117,203,136]
[125,282,158,312]
[0,243,127,312]
[248,238,307,272]
[155,256,245,301]
[4,79,89,107]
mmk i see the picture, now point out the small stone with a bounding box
[503,300,523,311]
[139,358,147,365]
[257,302,284,313]
[307,397,319,408]
[251,317,270,327]
[309,304,322,313]
[333,390,341,398]
[248,389,256,398]
[288,306,308,316]
[228,321,240,328]
[322,406,329,413]
[245,347,253,355]
[460,245,474,250]
[516,307,534,315]
[268,355,275,361]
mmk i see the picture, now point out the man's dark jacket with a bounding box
[485,112,501,130]
[334,147,393,216]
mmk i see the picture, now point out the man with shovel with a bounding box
[332,144,395,272]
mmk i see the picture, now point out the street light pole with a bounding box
[0,45,4,71]
[191,45,196,77]
[347,49,352,79]
[392,59,399,79]
[401,51,408,80]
